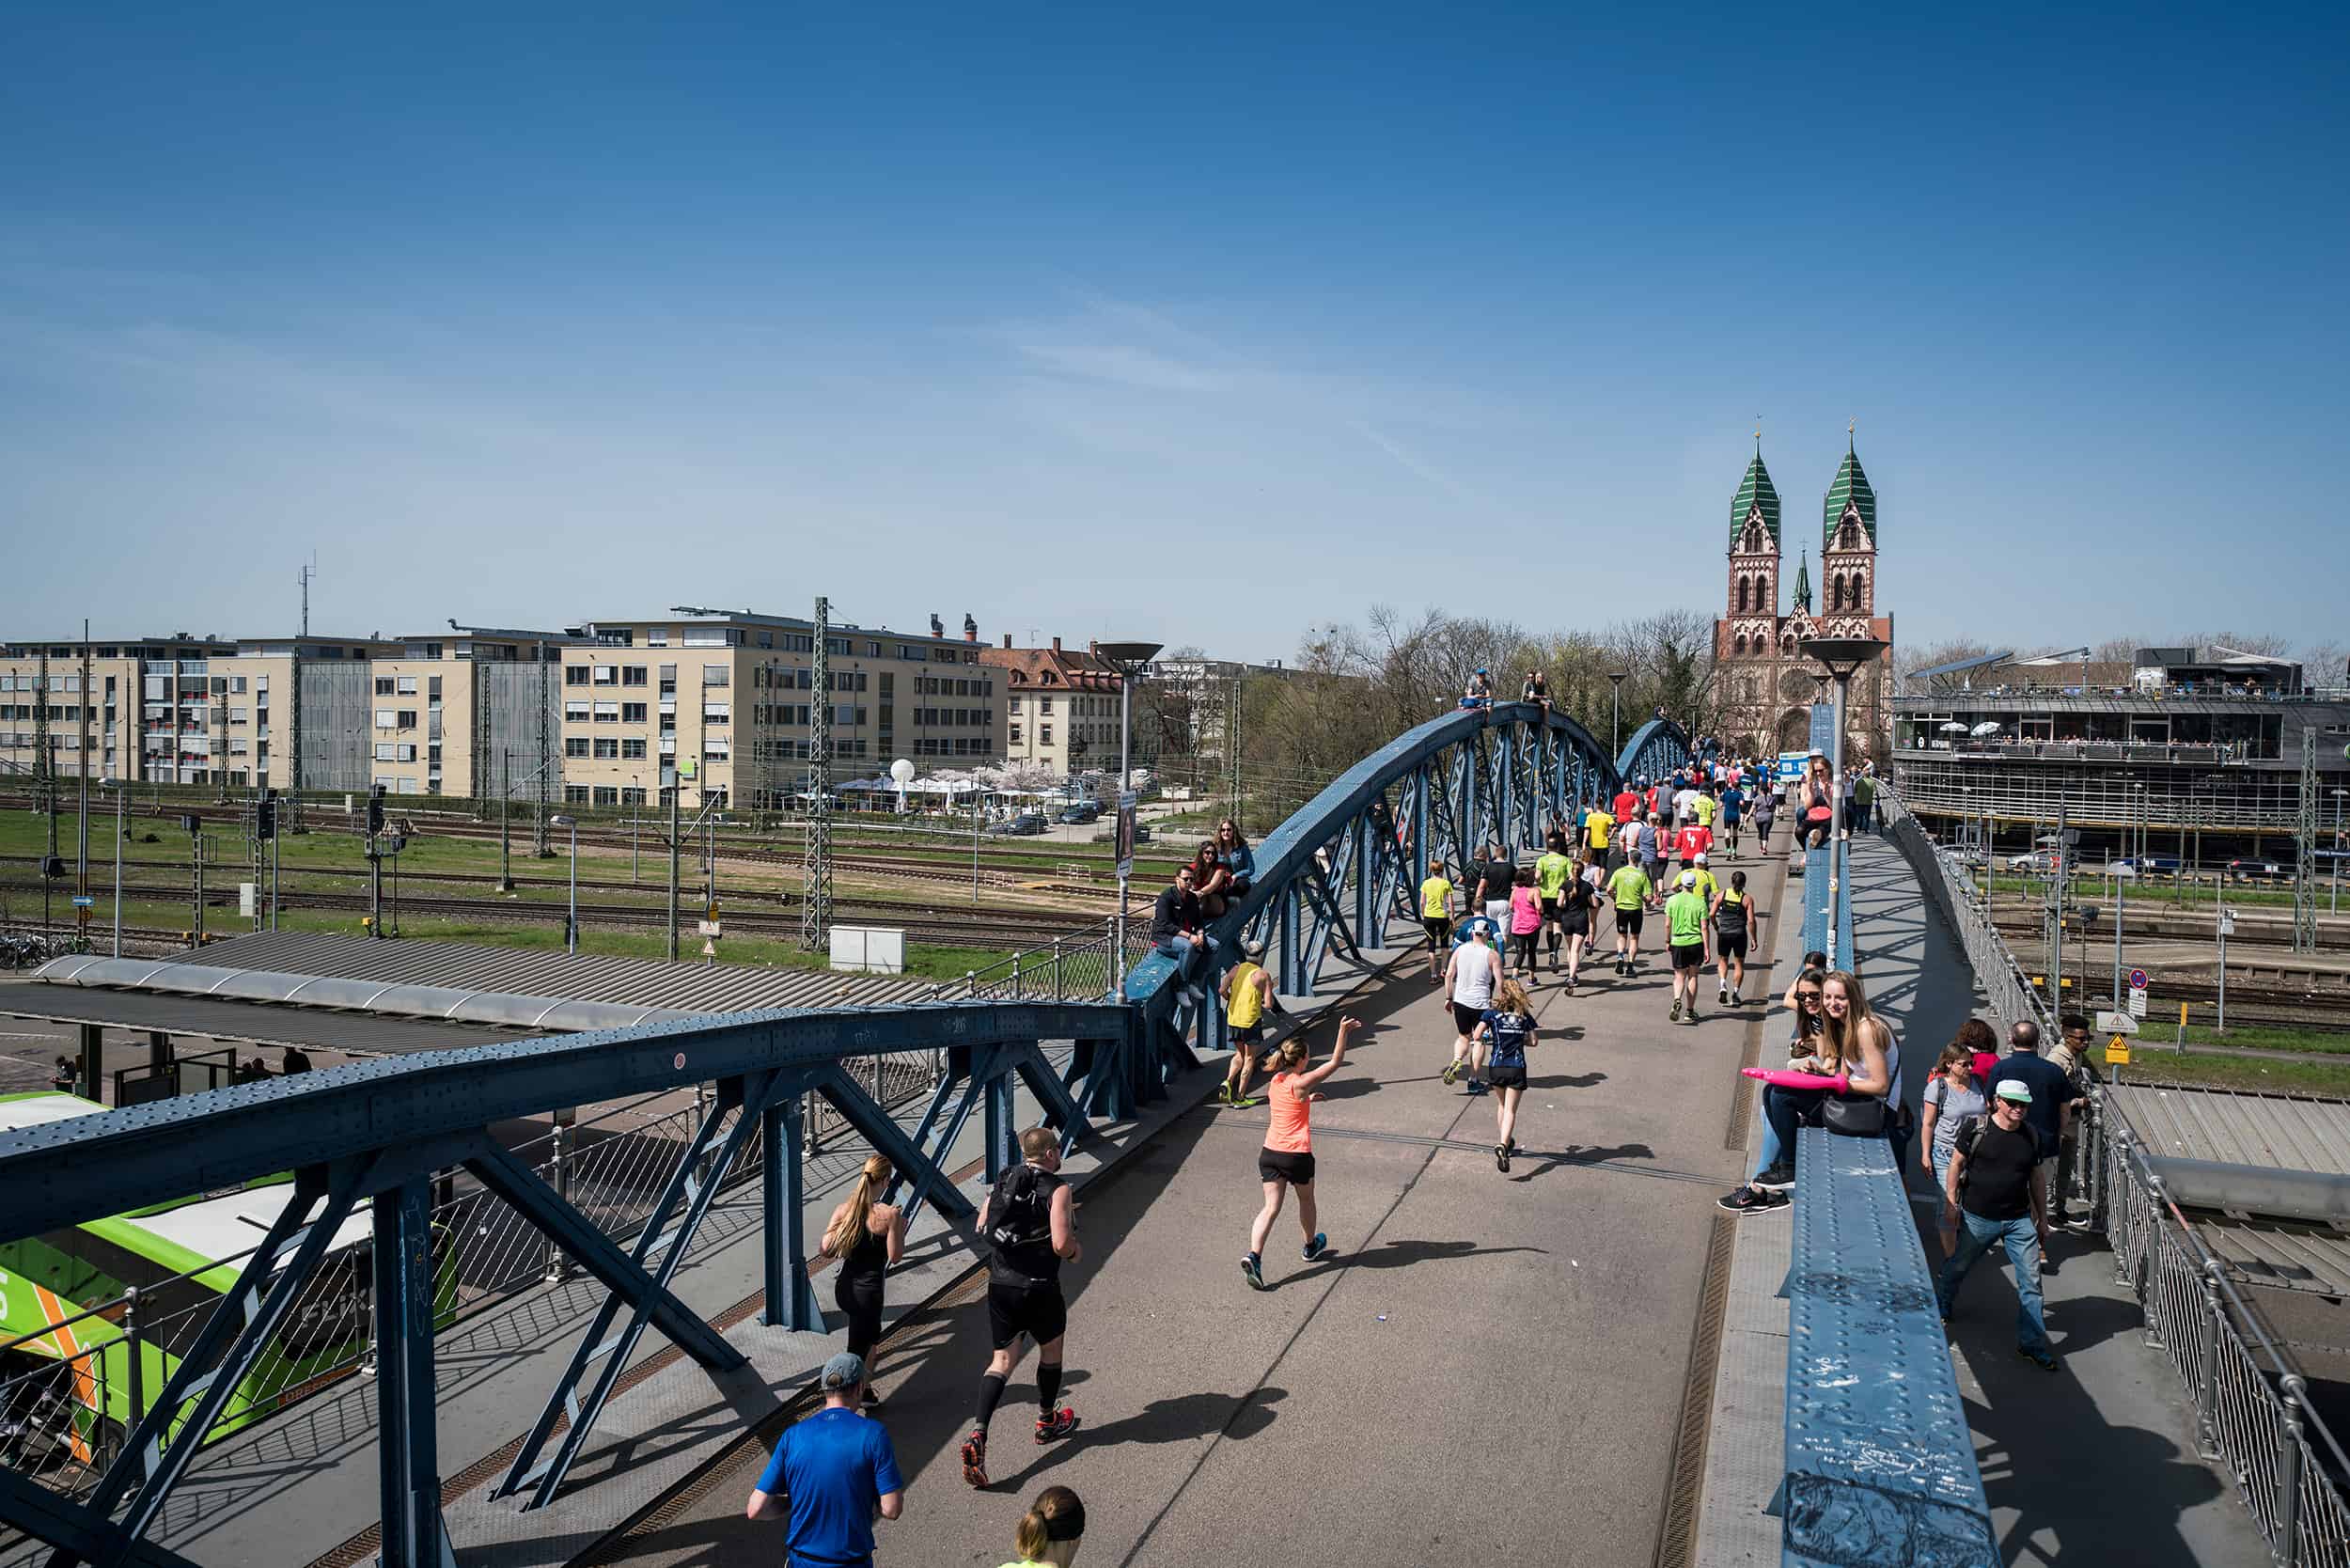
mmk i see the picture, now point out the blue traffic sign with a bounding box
[70,896,96,907]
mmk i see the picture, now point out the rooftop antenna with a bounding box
[299,553,318,636]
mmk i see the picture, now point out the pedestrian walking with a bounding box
[961,1129,1083,1488]
[745,1352,905,1564]
[1243,1017,1360,1289]
[998,1485,1086,1567]
[1442,924,1502,1091]
[1918,1043,1987,1256]
[1217,938,1275,1106]
[1475,979,1539,1172]
[1936,1080,2060,1371]
[1665,870,1709,1023]
[1718,778,1747,858]
[1473,844,1515,928]
[1558,853,1596,993]
[1992,1019,2082,1215]
[1535,831,1574,973]
[821,1155,905,1400]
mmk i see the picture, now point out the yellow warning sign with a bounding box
[2106,1037,2132,1065]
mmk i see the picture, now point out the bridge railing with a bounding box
[1881,783,2350,1563]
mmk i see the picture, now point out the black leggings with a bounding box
[1511,932,1538,968]
[836,1271,885,1362]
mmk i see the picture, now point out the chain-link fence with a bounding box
[1883,782,2350,1563]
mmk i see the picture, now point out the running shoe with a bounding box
[1214,1081,1231,1105]
[1716,1184,1787,1215]
[1752,1163,1796,1192]
[1242,1252,1266,1291]
[959,1429,990,1488]
[1495,1142,1511,1173]
[1669,997,1682,1021]
[1230,1096,1259,1109]
[1564,980,1576,996]
[1717,988,1730,1005]
[1685,1008,1700,1025]
[2016,1347,2060,1373]
[1302,1232,1328,1262]
[1464,1080,1488,1097]
[1442,1058,1461,1086]
[1036,1407,1081,1442]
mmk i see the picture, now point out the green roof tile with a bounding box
[1822,443,1877,550]
[1792,551,1811,612]
[1731,453,1780,548]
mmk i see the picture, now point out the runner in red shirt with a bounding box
[1612,785,1640,824]
[1673,821,1713,866]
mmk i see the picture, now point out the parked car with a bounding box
[2006,850,2068,873]
[1056,802,1102,824]
[2226,857,2290,881]
[2111,855,2181,877]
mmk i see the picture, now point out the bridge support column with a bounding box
[1355,811,1376,944]
[374,1177,454,1568]
[77,1024,102,1103]
[760,1095,822,1331]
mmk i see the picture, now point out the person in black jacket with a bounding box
[1151,864,1204,970]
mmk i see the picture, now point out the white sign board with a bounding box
[239,882,258,917]
[1115,792,1138,881]
[829,924,906,975]
[2094,1010,2139,1035]
[2128,985,2148,1018]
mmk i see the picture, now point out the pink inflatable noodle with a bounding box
[1740,1066,1851,1092]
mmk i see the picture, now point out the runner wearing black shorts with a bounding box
[1418,859,1455,986]
[1712,869,1758,1006]
[1245,1019,1356,1289]
[1475,980,1539,1171]
[962,1129,1083,1488]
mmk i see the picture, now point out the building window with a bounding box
[592,665,618,684]
[566,666,591,686]
[622,701,647,724]
[565,737,590,758]
[1042,726,1053,745]
[704,701,730,723]
[375,677,396,696]
[565,785,589,804]
[565,700,591,722]
[593,701,619,722]
[703,666,729,687]
[374,709,396,729]
[622,738,647,760]
[593,738,619,760]
[622,666,647,686]
[1010,724,1023,744]
[620,787,646,807]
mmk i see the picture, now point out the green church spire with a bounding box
[1822,424,1877,551]
[1730,430,1781,549]
[1792,549,1811,613]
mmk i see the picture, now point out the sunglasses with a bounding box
[1795,990,1823,1001]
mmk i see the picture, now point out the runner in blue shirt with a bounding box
[747,1353,906,1567]
[1475,978,1540,1174]
[1718,783,1747,858]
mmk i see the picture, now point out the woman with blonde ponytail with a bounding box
[822,1154,904,1399]
[1002,1484,1085,1567]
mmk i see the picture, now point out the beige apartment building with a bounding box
[356,628,575,799]
[1,633,395,792]
[555,610,1001,809]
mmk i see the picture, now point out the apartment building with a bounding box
[558,610,1000,808]
[0,633,394,791]
[358,628,575,798]
[979,635,1123,779]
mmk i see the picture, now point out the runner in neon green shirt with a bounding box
[1665,869,1710,1024]
[1606,861,1654,974]
[1534,837,1575,974]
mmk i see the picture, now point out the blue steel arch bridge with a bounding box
[0,703,1985,1568]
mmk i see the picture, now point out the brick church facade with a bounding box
[1711,435,1894,759]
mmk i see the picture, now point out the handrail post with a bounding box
[122,1283,145,1436]
[544,1121,569,1284]
[2279,1374,2307,1568]
[2195,1261,2225,1461]
[1053,937,1064,1002]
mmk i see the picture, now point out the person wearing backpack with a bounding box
[1936,1079,2059,1372]
[960,1128,1084,1489]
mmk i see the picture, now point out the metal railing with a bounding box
[1893,760,2326,836]
[916,913,1148,1006]
[1882,783,2350,1564]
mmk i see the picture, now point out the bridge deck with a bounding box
[606,885,1772,1566]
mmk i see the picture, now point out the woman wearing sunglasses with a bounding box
[1717,966,1828,1213]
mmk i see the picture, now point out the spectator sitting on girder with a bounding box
[1151,863,1209,976]
[1460,668,1494,710]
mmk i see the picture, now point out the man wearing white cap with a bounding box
[1663,870,1710,1024]
[1936,1079,2059,1372]
[746,1351,906,1562]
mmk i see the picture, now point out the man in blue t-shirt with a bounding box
[746,1352,905,1568]
[1993,1020,2080,1168]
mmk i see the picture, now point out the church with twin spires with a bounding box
[1711,431,1895,759]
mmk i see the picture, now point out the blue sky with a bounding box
[3,5,2341,662]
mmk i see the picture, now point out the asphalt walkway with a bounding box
[609,880,1770,1566]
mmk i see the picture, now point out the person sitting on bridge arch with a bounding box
[1460,668,1493,709]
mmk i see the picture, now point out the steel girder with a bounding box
[1129,702,1685,1043]
[0,999,1139,1562]
[1615,715,1693,788]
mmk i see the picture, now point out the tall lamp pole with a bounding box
[551,814,579,953]
[1799,636,1889,972]
[1606,670,1630,760]
[2333,789,2346,917]
[101,776,123,957]
[1097,641,1165,997]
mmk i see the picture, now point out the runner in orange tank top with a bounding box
[1243,1017,1360,1291]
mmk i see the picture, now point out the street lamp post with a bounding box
[551,814,579,953]
[1606,671,1630,759]
[1799,636,1889,972]
[1097,641,1165,997]
[2332,789,2345,917]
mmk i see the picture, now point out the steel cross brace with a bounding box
[0,1472,202,1568]
[498,1069,781,1511]
[45,1158,371,1568]
[373,1177,457,1568]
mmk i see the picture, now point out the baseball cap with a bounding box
[1678,870,1697,887]
[1694,852,1709,864]
[821,1351,868,1390]
[1241,936,1266,958]
[1994,1079,2033,1105]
